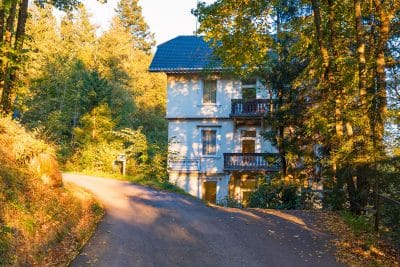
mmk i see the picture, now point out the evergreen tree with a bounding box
[21,3,167,177]
[115,0,155,53]
[0,0,83,115]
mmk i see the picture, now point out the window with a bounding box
[241,130,256,153]
[202,80,217,104]
[202,129,217,155]
[241,79,257,100]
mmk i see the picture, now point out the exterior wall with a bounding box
[166,74,276,201]
[168,120,276,173]
[169,172,201,198]
[166,75,269,119]
[168,119,276,200]
[169,171,230,201]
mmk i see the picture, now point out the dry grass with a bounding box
[0,118,103,266]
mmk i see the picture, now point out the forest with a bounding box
[194,0,400,246]
[0,0,168,180]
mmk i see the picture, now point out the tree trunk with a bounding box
[371,0,390,230]
[14,0,28,50]
[0,0,17,115]
[274,11,287,177]
[311,0,330,79]
[0,7,5,43]
[0,0,29,115]
[312,0,344,138]
[345,169,359,214]
[373,0,389,144]
[277,88,287,176]
[354,0,368,108]
[0,4,6,100]
[327,0,344,138]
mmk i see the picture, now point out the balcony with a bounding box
[224,153,281,172]
[230,99,273,118]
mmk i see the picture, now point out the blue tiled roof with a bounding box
[149,36,220,73]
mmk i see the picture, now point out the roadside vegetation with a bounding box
[0,117,103,265]
[319,211,399,266]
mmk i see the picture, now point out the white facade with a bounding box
[166,74,278,203]
[166,75,269,119]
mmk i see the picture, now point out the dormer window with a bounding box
[202,80,217,104]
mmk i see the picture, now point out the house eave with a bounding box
[149,67,225,74]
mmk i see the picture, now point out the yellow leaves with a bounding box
[369,245,385,257]
[317,212,399,267]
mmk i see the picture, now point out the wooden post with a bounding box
[374,191,380,233]
[122,160,126,176]
[117,154,127,176]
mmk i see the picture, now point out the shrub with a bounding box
[217,197,242,208]
[248,179,301,209]
[322,188,347,210]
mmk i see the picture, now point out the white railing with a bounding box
[168,158,201,171]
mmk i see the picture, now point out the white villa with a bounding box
[149,36,280,205]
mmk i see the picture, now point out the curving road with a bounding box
[63,173,342,267]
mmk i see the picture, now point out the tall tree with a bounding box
[197,0,400,213]
[196,0,308,175]
[0,0,84,116]
[115,0,155,53]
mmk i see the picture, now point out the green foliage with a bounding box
[74,103,115,144]
[115,0,155,53]
[322,188,347,211]
[341,211,373,235]
[113,127,148,162]
[380,201,400,247]
[248,179,301,210]
[0,225,13,265]
[18,3,167,180]
[217,197,242,208]
[0,0,89,115]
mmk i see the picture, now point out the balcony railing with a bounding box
[230,99,274,117]
[168,158,200,171]
[224,153,281,171]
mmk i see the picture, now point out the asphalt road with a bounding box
[63,173,342,267]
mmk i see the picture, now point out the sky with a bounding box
[81,0,215,46]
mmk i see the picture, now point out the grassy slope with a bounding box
[0,118,103,266]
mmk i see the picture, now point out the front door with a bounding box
[203,181,217,204]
